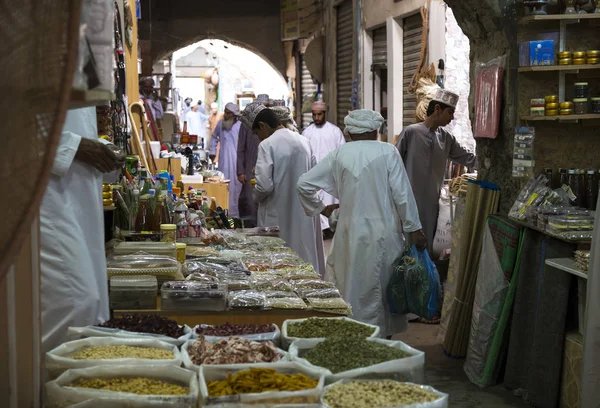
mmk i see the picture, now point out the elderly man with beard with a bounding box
[301,101,345,239]
[209,102,243,216]
[139,76,164,122]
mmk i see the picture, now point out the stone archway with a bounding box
[141,0,286,78]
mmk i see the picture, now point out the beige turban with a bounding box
[344,109,384,135]
[312,101,326,111]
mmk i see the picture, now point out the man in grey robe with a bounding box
[236,120,261,226]
[396,88,476,254]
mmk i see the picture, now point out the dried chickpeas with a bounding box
[69,345,173,360]
[322,380,441,408]
[68,377,189,395]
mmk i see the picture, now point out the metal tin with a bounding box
[545,109,559,116]
[531,107,546,116]
[531,98,545,107]
[102,198,113,207]
[545,95,559,103]
[545,102,559,110]
[102,183,111,192]
[560,101,574,109]
[559,58,572,65]
[573,51,586,59]
[573,58,586,65]
[558,51,572,59]
[587,58,599,65]
[587,50,600,58]
[102,191,112,199]
[559,109,573,115]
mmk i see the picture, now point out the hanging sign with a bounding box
[281,0,323,41]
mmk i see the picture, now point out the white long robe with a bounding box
[253,128,325,276]
[297,141,422,337]
[302,121,345,230]
[185,110,209,146]
[582,195,600,407]
[40,107,110,353]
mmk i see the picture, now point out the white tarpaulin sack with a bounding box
[190,323,281,345]
[67,325,193,346]
[45,365,199,408]
[68,399,180,407]
[432,186,454,260]
[281,317,380,350]
[289,338,425,384]
[199,362,326,406]
[180,339,290,373]
[321,380,449,408]
[45,337,182,380]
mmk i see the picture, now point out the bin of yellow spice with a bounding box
[45,365,199,407]
[199,362,325,405]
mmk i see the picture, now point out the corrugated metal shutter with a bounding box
[301,55,317,130]
[336,0,353,129]
[403,13,423,128]
[372,26,387,69]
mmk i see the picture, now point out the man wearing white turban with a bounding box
[301,101,345,238]
[396,89,476,255]
[297,109,426,337]
[209,102,243,216]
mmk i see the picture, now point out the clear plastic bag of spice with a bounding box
[45,364,199,408]
[289,338,425,384]
[45,337,182,380]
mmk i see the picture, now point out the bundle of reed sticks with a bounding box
[443,181,500,358]
[449,173,477,197]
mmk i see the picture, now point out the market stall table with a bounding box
[113,297,346,328]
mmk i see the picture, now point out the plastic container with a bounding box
[592,97,600,113]
[113,241,177,258]
[530,98,545,107]
[109,275,158,310]
[574,98,588,114]
[530,107,545,116]
[161,281,227,311]
[176,243,187,263]
[574,82,589,99]
[160,224,177,243]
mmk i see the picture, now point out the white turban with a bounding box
[225,102,240,116]
[343,109,384,135]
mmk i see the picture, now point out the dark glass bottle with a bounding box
[544,168,554,188]
[587,169,597,211]
[558,168,568,188]
[567,169,578,206]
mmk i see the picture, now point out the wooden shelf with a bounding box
[520,13,600,24]
[521,113,600,121]
[70,89,115,109]
[519,64,600,72]
[545,258,588,279]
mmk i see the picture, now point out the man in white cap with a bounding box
[209,102,243,216]
[396,89,476,255]
[302,101,345,239]
[297,109,426,338]
[208,102,223,139]
[241,103,325,276]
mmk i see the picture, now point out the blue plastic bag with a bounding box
[387,245,442,320]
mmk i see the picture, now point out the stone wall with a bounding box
[444,6,474,152]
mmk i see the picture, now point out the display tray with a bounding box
[112,297,345,328]
[509,218,592,245]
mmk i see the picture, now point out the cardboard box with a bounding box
[559,332,582,408]
[519,40,556,66]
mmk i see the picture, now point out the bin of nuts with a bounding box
[45,365,199,408]
[321,380,448,408]
[193,322,281,343]
[45,337,182,380]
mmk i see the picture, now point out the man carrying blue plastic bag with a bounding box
[297,109,428,339]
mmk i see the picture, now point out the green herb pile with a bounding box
[303,337,410,373]
[287,318,375,338]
